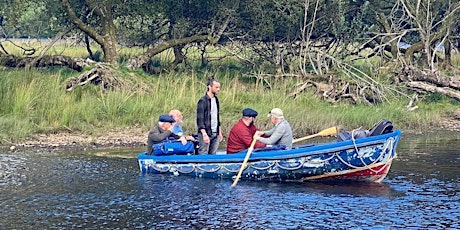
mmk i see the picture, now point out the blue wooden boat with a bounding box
[138,130,401,183]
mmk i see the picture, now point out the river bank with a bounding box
[5,115,460,152]
[2,69,459,153]
[6,127,147,152]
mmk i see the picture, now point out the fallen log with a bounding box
[65,64,124,91]
[402,66,460,91]
[0,55,90,72]
[406,81,460,101]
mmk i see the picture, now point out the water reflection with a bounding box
[1,134,459,229]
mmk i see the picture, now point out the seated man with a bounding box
[254,108,293,150]
[147,114,189,154]
[169,109,196,142]
[226,108,266,153]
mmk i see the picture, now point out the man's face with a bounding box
[210,82,221,95]
[249,117,255,126]
[161,122,173,130]
[173,113,183,125]
[270,116,277,124]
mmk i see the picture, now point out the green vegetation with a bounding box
[0,66,458,144]
[1,0,458,146]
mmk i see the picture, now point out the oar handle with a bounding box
[292,133,319,143]
[231,138,257,188]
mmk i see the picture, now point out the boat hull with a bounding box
[138,130,401,183]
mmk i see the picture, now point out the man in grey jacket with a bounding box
[254,108,293,149]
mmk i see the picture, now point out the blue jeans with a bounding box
[197,132,219,154]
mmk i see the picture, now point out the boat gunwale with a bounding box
[138,130,401,164]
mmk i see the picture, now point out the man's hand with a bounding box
[203,134,210,144]
[179,136,187,145]
[185,135,196,141]
[254,131,264,139]
[218,133,224,142]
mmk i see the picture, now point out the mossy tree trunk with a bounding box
[61,0,119,65]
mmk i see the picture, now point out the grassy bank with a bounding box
[0,67,458,145]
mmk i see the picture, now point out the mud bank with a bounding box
[4,117,460,152]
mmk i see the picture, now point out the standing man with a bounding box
[227,108,267,153]
[196,77,223,154]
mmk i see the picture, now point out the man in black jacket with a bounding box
[196,77,223,154]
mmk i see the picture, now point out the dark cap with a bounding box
[242,108,258,117]
[159,114,176,123]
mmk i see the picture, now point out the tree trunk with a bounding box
[126,35,210,70]
[85,35,94,60]
[173,45,185,67]
[404,41,424,65]
[99,4,118,64]
[377,13,398,58]
[61,0,118,65]
[443,39,452,68]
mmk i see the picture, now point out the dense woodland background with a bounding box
[1,1,459,105]
[1,0,460,103]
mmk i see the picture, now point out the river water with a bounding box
[1,132,459,229]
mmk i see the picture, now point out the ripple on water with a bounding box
[0,154,28,186]
[1,140,460,230]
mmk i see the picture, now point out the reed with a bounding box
[0,64,458,143]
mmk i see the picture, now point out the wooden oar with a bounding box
[292,126,338,144]
[230,138,258,188]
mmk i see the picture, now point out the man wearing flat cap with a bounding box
[147,114,188,154]
[226,108,267,153]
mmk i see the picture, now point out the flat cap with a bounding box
[159,114,176,123]
[242,108,258,117]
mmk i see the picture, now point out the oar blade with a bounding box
[318,126,338,137]
[292,126,338,143]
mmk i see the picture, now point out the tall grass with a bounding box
[0,63,458,143]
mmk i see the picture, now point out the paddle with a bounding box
[292,126,338,144]
[230,138,258,188]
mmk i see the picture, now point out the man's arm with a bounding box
[196,98,206,134]
[257,126,284,145]
[148,127,173,143]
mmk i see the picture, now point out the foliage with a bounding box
[0,0,459,73]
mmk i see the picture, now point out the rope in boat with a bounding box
[222,165,244,173]
[300,153,337,164]
[276,160,304,170]
[249,161,276,170]
[337,137,395,173]
[150,163,171,173]
[174,165,196,174]
[195,165,221,173]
